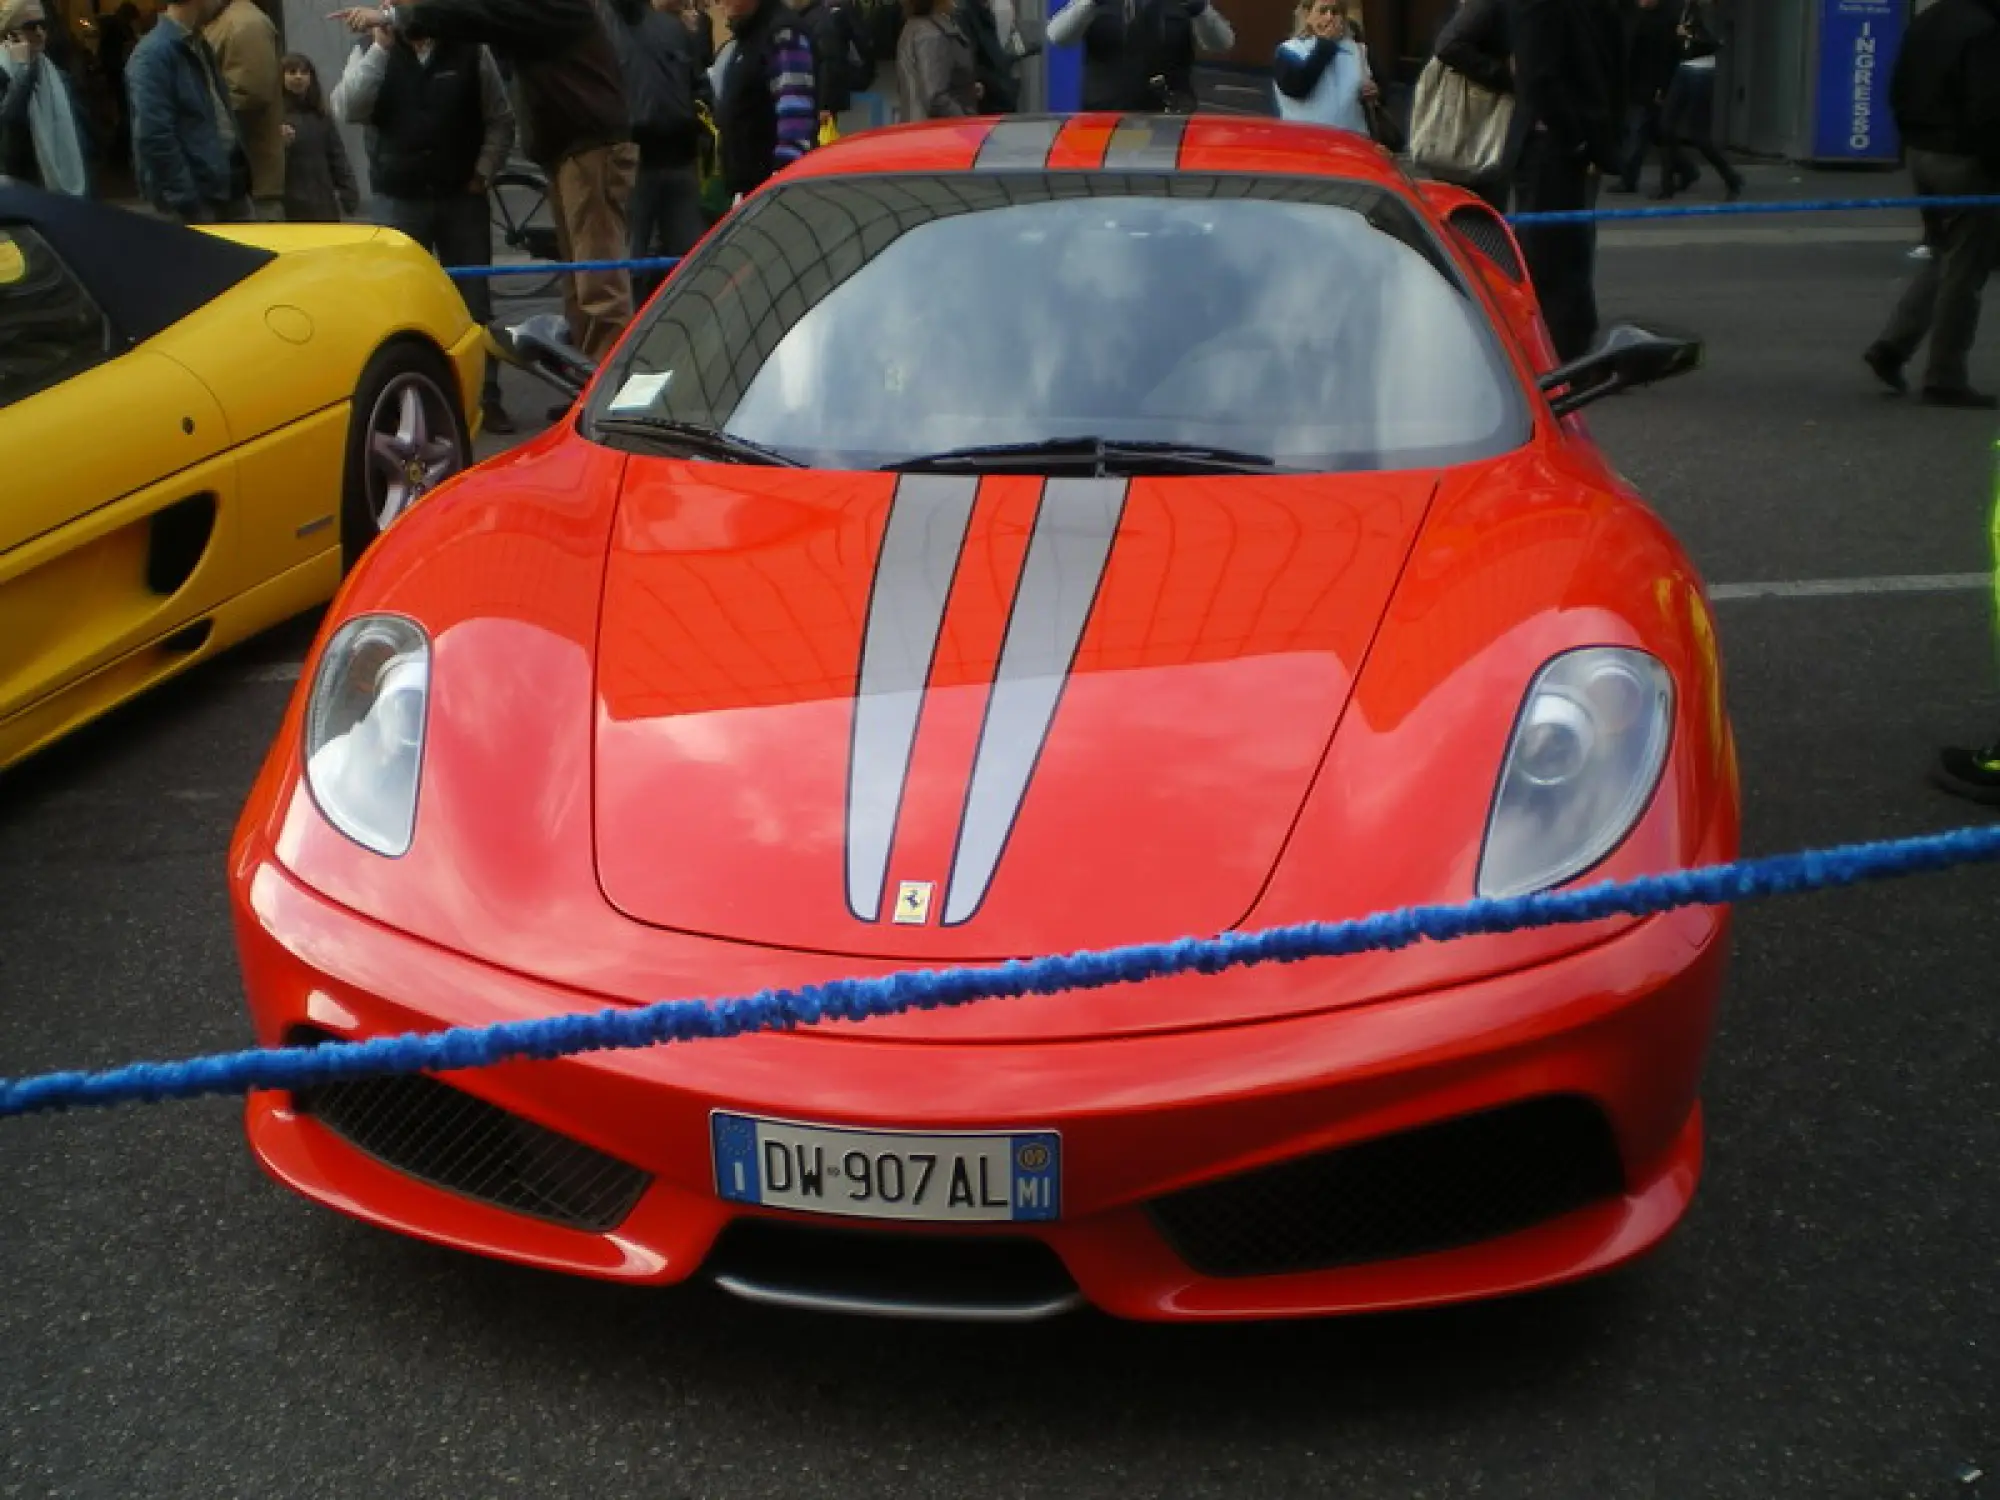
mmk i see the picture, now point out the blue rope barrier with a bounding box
[441,196,1995,280]
[448,254,682,280]
[4,821,1998,1121]
[1508,193,2000,227]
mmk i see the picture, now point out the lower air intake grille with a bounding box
[289,1028,650,1233]
[1148,1095,1624,1278]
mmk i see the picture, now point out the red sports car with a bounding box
[229,114,1739,1322]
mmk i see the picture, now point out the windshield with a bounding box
[588,173,1530,472]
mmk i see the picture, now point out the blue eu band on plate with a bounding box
[711,1112,1062,1224]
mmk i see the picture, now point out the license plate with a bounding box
[711,1112,1060,1224]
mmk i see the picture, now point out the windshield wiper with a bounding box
[886,436,1281,476]
[591,414,805,467]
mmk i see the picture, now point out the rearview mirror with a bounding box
[484,313,597,399]
[1539,324,1702,416]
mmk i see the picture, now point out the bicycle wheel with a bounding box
[489,167,563,300]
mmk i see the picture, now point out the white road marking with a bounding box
[1710,572,1990,601]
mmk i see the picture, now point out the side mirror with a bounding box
[484,313,597,399]
[1539,324,1702,416]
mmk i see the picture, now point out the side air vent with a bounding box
[159,620,213,655]
[1447,205,1525,283]
[147,493,219,596]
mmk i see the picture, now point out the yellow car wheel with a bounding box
[341,340,470,572]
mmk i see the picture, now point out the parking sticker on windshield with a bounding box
[609,371,671,411]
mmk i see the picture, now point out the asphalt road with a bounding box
[4,176,2000,1499]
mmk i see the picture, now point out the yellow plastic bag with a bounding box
[818,115,841,148]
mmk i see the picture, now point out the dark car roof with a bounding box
[0,185,275,350]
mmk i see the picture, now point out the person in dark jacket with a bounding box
[279,53,359,221]
[1044,0,1234,113]
[604,0,710,303]
[1507,0,1624,362]
[95,1,141,170]
[335,0,638,363]
[790,0,865,125]
[1863,0,2000,408]
[1606,0,1677,193]
[1651,0,1740,199]
[715,0,816,199]
[332,12,516,428]
[0,0,90,194]
[125,0,253,223]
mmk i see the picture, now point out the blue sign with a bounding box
[1811,0,1906,162]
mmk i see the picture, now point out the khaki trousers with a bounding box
[549,142,640,361]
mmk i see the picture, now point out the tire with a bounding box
[340,341,470,573]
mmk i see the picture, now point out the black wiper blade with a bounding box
[591,415,804,467]
[886,436,1280,475]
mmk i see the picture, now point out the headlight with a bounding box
[1477,647,1673,899]
[304,614,431,857]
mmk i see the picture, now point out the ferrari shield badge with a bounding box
[892,881,934,925]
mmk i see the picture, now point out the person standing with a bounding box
[1044,0,1235,113]
[1271,0,1375,135]
[1606,0,1676,193]
[1651,0,1740,199]
[1862,0,2000,409]
[278,52,358,220]
[331,11,517,429]
[1506,0,1624,363]
[603,0,710,301]
[0,0,91,194]
[125,0,254,223]
[334,0,639,364]
[1432,0,1512,211]
[715,0,816,200]
[203,0,284,218]
[896,0,977,119]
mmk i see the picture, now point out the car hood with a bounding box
[592,461,1439,961]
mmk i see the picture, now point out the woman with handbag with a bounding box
[1653,0,1741,200]
[1271,0,1376,139]
[1423,0,1513,210]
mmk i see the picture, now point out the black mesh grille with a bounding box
[289,1028,651,1233]
[1148,1096,1625,1278]
[1448,204,1525,282]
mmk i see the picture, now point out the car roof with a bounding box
[778,113,1412,189]
[0,183,274,350]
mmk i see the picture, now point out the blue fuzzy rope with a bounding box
[4,822,1998,1120]
[440,197,2000,280]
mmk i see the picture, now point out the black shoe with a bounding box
[1920,385,1999,409]
[1863,343,1908,395]
[1928,743,2000,806]
[481,401,516,435]
[1724,178,1744,202]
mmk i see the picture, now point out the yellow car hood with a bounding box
[198,223,394,255]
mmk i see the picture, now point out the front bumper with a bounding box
[233,852,1729,1322]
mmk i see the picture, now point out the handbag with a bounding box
[1407,55,1515,185]
[1364,93,1406,154]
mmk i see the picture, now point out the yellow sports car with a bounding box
[0,184,486,775]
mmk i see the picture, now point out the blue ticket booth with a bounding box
[1805,0,1909,164]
